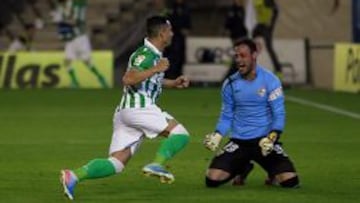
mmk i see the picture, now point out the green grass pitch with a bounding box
[0,88,359,202]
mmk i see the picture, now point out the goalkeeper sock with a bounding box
[153,134,189,165]
[88,64,108,88]
[72,157,124,182]
[67,68,79,88]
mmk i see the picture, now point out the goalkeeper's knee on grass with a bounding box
[205,176,232,188]
[279,176,300,188]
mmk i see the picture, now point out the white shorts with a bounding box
[65,34,92,61]
[108,105,174,155]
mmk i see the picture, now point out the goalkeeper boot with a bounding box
[232,162,254,186]
[60,169,78,200]
[142,163,175,184]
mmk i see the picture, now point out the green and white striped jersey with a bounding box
[71,0,87,35]
[119,39,165,109]
[58,0,87,40]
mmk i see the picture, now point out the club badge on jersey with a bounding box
[257,87,266,97]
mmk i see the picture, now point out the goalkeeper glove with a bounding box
[259,131,279,156]
[203,132,223,151]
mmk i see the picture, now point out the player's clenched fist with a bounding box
[203,132,222,151]
[174,75,190,88]
[154,58,169,73]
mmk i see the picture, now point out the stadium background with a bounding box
[0,0,359,202]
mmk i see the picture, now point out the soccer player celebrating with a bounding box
[57,0,108,88]
[60,16,190,200]
[203,38,299,188]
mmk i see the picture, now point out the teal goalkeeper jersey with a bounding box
[119,39,165,109]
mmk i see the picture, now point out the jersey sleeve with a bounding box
[267,76,285,132]
[129,51,156,71]
[215,79,234,136]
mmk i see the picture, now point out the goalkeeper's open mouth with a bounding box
[238,62,246,70]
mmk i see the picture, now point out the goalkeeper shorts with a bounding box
[208,138,297,177]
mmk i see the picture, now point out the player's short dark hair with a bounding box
[146,16,170,38]
[233,38,257,53]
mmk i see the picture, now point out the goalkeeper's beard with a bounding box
[238,63,255,79]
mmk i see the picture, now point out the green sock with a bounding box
[68,69,79,88]
[72,158,116,182]
[88,65,108,88]
[153,134,190,165]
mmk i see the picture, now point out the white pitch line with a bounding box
[286,96,360,119]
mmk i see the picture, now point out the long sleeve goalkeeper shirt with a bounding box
[215,65,285,140]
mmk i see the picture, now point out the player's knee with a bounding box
[279,176,300,188]
[170,124,189,136]
[205,176,224,188]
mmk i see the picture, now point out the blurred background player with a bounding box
[203,38,299,188]
[224,0,248,44]
[60,16,190,200]
[251,0,282,81]
[164,0,192,79]
[223,0,248,79]
[7,23,36,53]
[57,0,108,88]
[3,0,44,30]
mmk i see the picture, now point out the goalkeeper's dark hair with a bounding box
[233,37,257,53]
[146,16,170,38]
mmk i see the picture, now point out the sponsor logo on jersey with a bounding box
[134,55,146,66]
[268,87,283,101]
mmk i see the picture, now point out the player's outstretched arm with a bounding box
[163,75,190,88]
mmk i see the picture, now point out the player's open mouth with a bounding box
[238,63,246,69]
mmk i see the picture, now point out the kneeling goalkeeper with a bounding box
[203,38,299,188]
